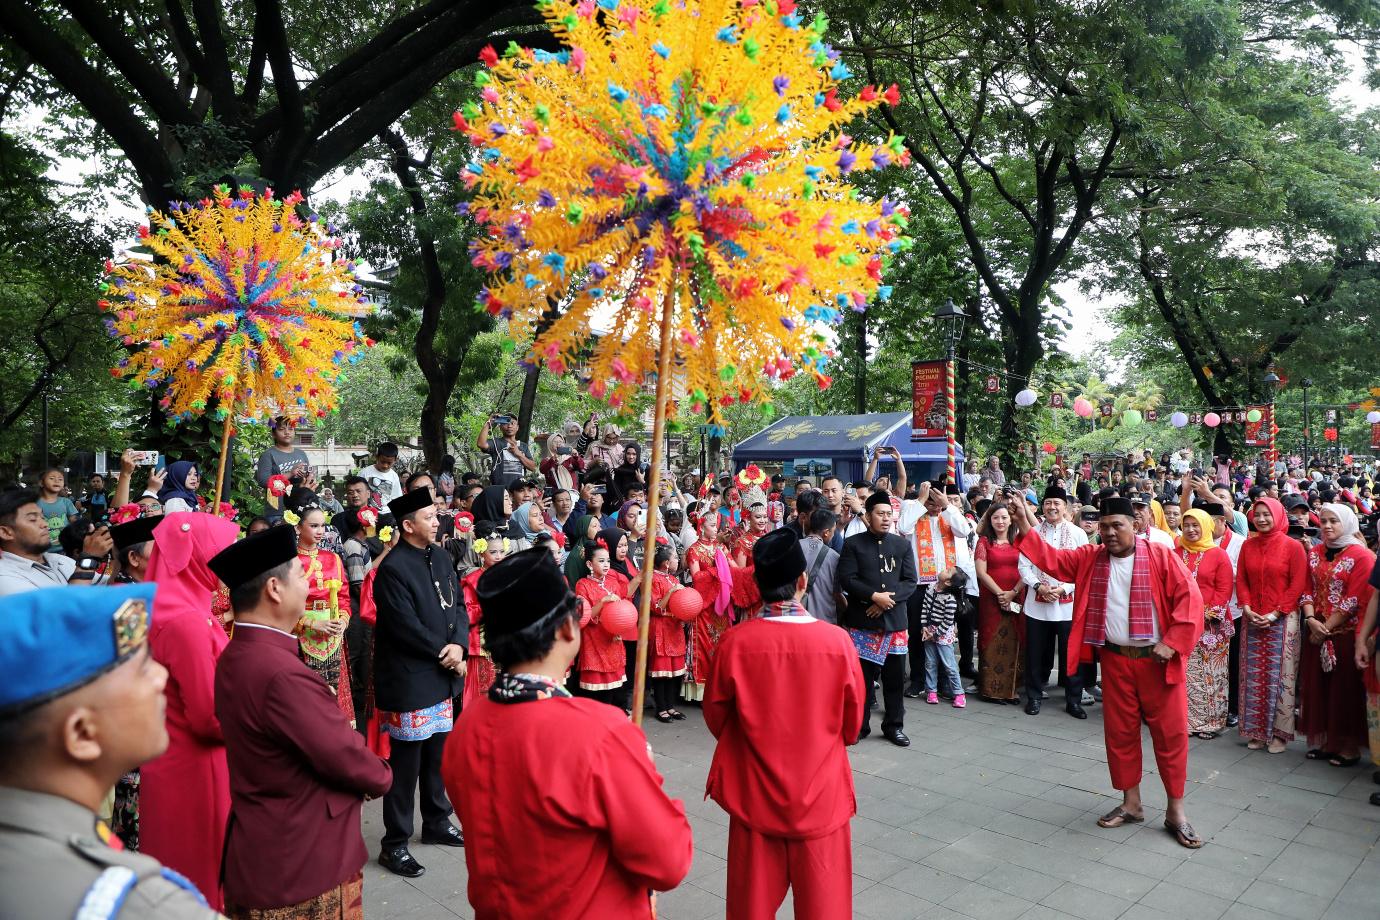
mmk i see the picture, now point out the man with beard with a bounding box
[0,489,113,595]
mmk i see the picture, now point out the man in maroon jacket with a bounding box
[211,527,392,918]
[704,528,866,920]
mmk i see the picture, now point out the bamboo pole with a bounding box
[211,418,233,514]
[630,286,677,725]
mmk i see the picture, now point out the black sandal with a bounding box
[668,709,686,720]
[1306,749,1338,760]
[1196,731,1218,740]
[1330,755,1361,767]
[654,711,673,723]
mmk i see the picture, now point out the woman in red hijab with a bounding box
[1297,503,1375,766]
[1236,498,1310,754]
[139,511,241,909]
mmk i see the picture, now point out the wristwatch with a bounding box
[71,555,100,581]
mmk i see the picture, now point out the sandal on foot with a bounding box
[1166,820,1203,849]
[1097,807,1144,828]
[668,709,686,721]
[1267,739,1288,754]
[1246,739,1265,750]
[1306,749,1337,760]
[1196,732,1218,740]
[654,711,673,723]
[1330,755,1361,767]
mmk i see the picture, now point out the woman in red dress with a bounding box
[974,502,1025,703]
[461,522,510,708]
[1237,497,1310,753]
[730,502,769,620]
[292,497,354,726]
[1297,503,1376,766]
[1176,508,1236,738]
[686,515,735,701]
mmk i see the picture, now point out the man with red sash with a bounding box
[899,480,971,697]
[1009,494,1205,848]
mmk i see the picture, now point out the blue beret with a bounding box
[0,583,156,715]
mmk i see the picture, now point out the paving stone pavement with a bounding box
[360,688,1380,920]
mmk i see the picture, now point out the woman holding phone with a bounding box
[541,432,586,491]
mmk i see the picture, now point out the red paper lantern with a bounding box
[1042,442,1056,453]
[667,587,703,621]
[599,598,638,637]
[577,596,592,628]
[1325,428,1338,441]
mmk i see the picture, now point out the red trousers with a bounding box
[726,818,852,920]
[1101,651,1189,799]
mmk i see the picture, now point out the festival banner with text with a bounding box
[1243,405,1272,446]
[911,360,948,441]
[1372,422,1380,451]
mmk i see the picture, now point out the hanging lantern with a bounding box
[1122,409,1143,427]
[1073,397,1093,417]
[1170,411,1188,428]
[1204,412,1221,427]
[1015,388,1038,407]
[1367,410,1380,424]
[1246,408,1262,423]
[1325,428,1338,441]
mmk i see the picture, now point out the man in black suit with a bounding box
[371,488,468,877]
[837,491,919,746]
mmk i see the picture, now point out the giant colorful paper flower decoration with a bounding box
[102,186,373,421]
[454,0,911,424]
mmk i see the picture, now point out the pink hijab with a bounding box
[146,511,241,621]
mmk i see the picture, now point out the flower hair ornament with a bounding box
[737,465,767,489]
[655,536,669,546]
[597,537,610,551]
[267,475,292,498]
[283,510,301,525]
[473,537,489,554]
[377,524,394,544]
[109,504,142,525]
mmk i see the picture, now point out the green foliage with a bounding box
[315,343,426,446]
[0,132,139,467]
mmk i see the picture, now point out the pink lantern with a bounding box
[1073,397,1093,417]
[1204,412,1221,427]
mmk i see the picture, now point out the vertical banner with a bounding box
[1146,408,1158,423]
[911,360,948,441]
[1372,422,1380,451]
[1243,405,1271,446]
[1050,393,1064,409]
[1100,403,1114,418]
[985,375,1000,393]
[1327,409,1337,422]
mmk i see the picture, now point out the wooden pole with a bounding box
[211,418,233,514]
[631,287,677,725]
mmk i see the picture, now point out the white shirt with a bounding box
[1018,520,1087,622]
[839,515,867,539]
[163,497,195,514]
[0,551,76,596]
[234,621,297,638]
[1103,551,1161,647]
[361,465,403,508]
[1142,526,1176,549]
[898,502,976,595]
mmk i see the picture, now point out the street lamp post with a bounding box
[933,297,967,483]
[1300,378,1313,469]
[1263,367,1280,474]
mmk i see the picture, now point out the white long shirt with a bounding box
[898,501,977,596]
[1103,551,1162,647]
[1018,519,1087,622]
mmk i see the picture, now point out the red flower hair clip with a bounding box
[655,536,669,546]
[596,537,609,550]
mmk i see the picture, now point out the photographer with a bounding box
[477,413,536,487]
[540,432,586,491]
[0,489,112,595]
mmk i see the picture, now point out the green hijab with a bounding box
[563,514,600,588]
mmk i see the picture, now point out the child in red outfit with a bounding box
[574,541,630,706]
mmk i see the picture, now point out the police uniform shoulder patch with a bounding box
[75,866,138,920]
[112,598,150,658]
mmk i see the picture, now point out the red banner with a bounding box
[1146,408,1158,422]
[1372,423,1380,451]
[911,360,948,441]
[1100,403,1114,418]
[1243,405,1271,446]
[985,375,1000,393]
[1050,393,1064,409]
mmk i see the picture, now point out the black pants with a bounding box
[860,655,905,737]
[906,589,929,690]
[344,618,372,731]
[956,595,976,676]
[381,730,454,851]
[651,676,679,713]
[1025,618,1083,702]
[576,685,621,707]
[619,639,641,711]
[1227,624,1241,716]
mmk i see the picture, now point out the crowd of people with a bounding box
[2,414,1378,920]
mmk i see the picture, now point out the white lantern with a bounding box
[1015,388,1037,407]
[1170,412,1188,428]
[1368,410,1380,424]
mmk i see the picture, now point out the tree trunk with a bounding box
[516,363,541,444]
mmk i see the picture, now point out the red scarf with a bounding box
[1084,538,1156,644]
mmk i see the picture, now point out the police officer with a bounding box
[0,583,221,920]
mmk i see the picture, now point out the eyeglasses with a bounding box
[139,501,163,511]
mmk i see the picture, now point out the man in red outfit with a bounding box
[704,528,866,920]
[1009,494,1205,848]
[442,547,693,920]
